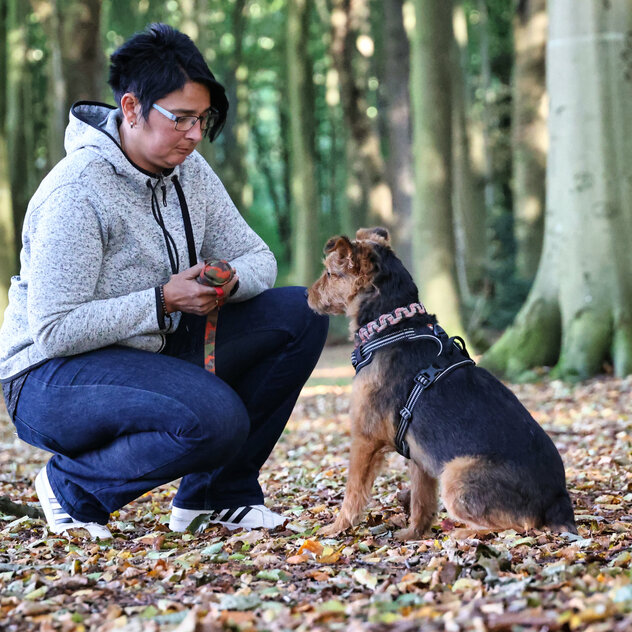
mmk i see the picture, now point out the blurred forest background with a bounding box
[0,0,631,382]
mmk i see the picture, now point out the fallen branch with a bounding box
[0,496,44,520]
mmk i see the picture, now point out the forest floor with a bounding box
[1,345,632,631]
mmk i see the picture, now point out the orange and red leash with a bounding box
[196,260,235,373]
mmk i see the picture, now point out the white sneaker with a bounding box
[35,466,112,540]
[169,504,287,532]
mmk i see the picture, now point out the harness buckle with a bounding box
[414,372,431,386]
[399,407,412,421]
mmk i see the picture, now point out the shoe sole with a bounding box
[169,517,247,532]
[170,516,285,532]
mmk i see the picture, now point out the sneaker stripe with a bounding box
[232,506,253,524]
[220,508,240,522]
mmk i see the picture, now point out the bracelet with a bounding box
[159,285,168,316]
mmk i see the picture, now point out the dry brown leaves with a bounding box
[1,366,632,632]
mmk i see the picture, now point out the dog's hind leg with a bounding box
[395,461,437,540]
[441,456,541,532]
[321,436,387,536]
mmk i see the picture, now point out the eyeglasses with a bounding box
[152,102,220,133]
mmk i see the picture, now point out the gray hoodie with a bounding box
[0,103,277,381]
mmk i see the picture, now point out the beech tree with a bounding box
[381,0,413,270]
[408,0,465,337]
[451,2,486,300]
[287,0,320,285]
[330,0,392,235]
[512,0,547,283]
[0,0,15,314]
[6,0,35,257]
[483,0,632,380]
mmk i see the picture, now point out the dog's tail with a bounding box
[543,492,577,534]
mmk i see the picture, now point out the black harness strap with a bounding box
[395,350,474,458]
[351,327,441,372]
[352,322,475,459]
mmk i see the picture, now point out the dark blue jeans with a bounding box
[10,287,328,524]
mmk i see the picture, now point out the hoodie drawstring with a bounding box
[171,175,197,268]
[147,179,179,274]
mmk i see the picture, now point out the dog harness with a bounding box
[352,305,475,459]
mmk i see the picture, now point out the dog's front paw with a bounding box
[394,526,426,541]
[320,522,344,537]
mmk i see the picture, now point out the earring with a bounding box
[130,121,136,129]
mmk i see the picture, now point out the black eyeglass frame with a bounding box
[151,102,221,139]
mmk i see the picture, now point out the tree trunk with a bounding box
[6,0,32,255]
[216,0,251,215]
[409,0,465,337]
[251,119,291,262]
[477,0,496,213]
[59,0,103,109]
[482,0,632,380]
[512,0,547,283]
[451,2,486,299]
[382,0,413,269]
[330,0,392,232]
[287,0,320,285]
[31,0,67,166]
[0,133,13,319]
[0,0,16,319]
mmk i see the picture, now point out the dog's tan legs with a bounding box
[321,436,386,536]
[395,460,437,540]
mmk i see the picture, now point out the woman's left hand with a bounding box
[162,263,238,315]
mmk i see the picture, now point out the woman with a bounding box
[0,23,328,539]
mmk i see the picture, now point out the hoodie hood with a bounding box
[66,102,178,181]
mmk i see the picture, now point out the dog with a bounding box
[307,227,577,540]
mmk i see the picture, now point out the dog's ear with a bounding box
[356,227,391,246]
[324,235,353,256]
[324,235,356,270]
[324,236,341,254]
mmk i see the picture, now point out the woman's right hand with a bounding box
[162,263,239,315]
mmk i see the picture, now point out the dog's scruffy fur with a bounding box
[307,227,577,540]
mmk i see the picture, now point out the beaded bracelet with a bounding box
[159,285,168,316]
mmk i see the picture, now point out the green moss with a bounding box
[612,321,632,377]
[480,296,561,380]
[553,309,612,382]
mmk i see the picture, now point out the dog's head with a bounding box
[307,227,421,331]
[307,228,391,317]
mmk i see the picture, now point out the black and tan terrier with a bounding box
[307,227,576,540]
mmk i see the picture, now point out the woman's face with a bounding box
[122,81,211,174]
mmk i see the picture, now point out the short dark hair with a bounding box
[108,23,228,142]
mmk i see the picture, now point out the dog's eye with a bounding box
[326,270,331,278]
